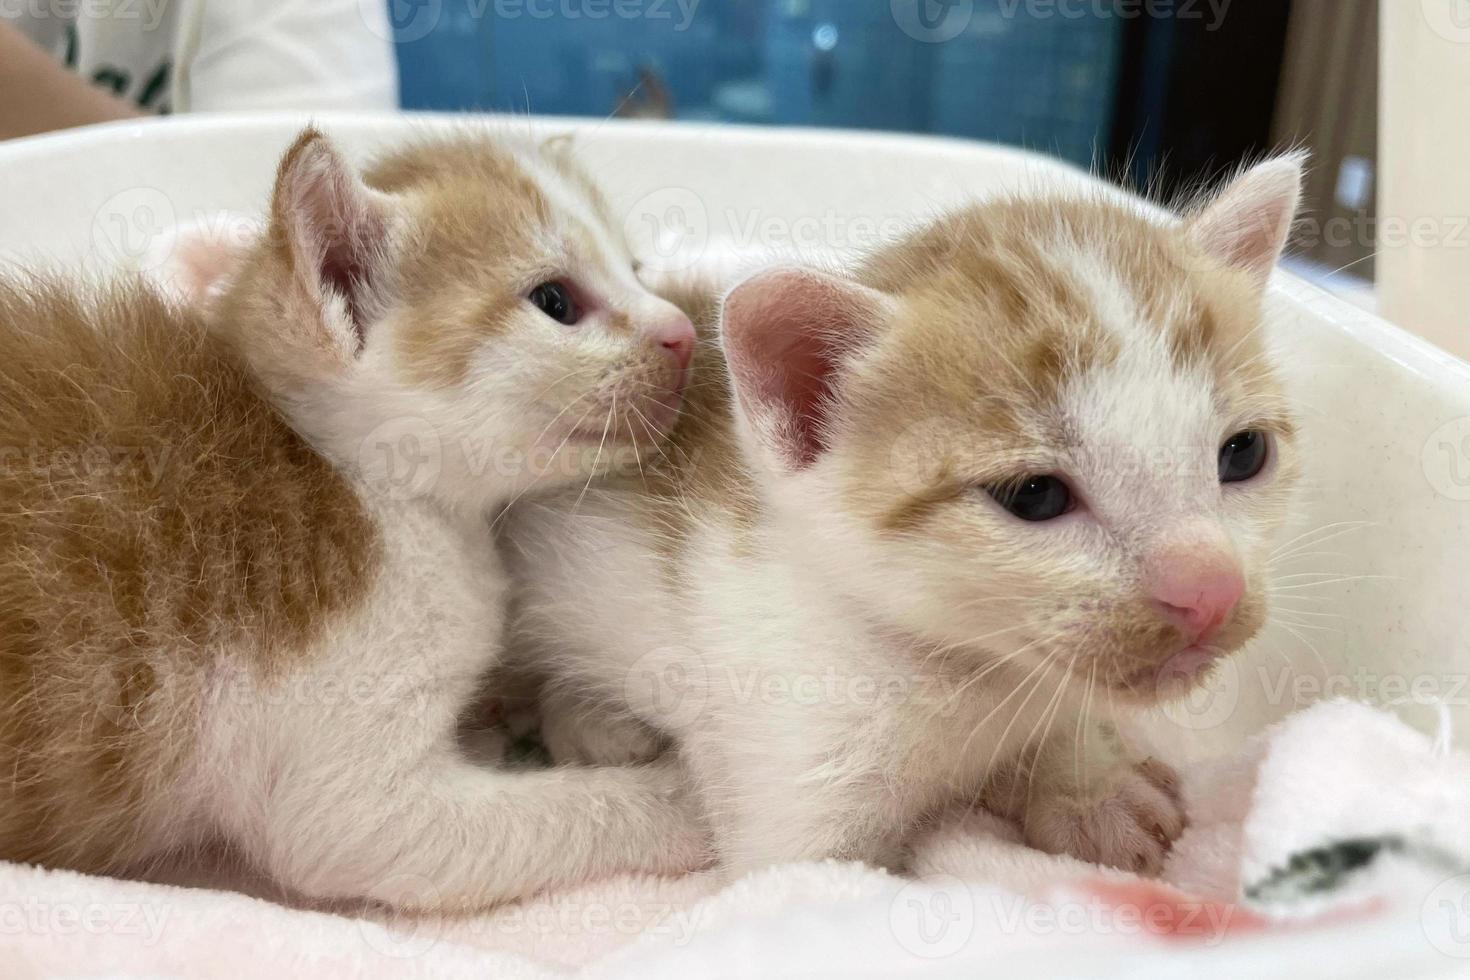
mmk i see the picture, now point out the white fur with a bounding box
[190,491,704,908]
[140,131,711,909]
[506,160,1304,879]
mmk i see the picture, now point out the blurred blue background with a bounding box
[391,0,1124,166]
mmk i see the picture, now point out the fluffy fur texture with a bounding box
[506,158,1305,877]
[0,127,709,909]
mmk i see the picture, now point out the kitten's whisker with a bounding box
[1269,574,1397,592]
[977,647,1064,803]
[1276,621,1332,677]
[489,400,600,531]
[1269,521,1375,559]
[570,397,616,517]
[1265,550,1351,568]
[1077,659,1098,791]
[1017,655,1075,816]
[962,634,1068,774]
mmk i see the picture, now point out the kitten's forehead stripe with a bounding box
[841,192,1288,535]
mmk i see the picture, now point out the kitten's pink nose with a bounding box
[1144,531,1245,644]
[651,311,695,373]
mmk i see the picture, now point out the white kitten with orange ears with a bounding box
[0,127,709,911]
[506,157,1305,877]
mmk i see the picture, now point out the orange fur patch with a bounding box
[0,278,379,874]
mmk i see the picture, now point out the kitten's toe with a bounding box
[1024,759,1185,876]
[541,705,666,767]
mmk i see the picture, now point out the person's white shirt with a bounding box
[3,0,398,114]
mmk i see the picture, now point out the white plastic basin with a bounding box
[1,112,1466,757]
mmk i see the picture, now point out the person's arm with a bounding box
[179,0,398,114]
[0,21,141,140]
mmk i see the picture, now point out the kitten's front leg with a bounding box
[539,683,667,767]
[680,721,910,876]
[986,723,1184,876]
[231,744,710,910]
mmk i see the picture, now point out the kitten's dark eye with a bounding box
[1219,430,1269,483]
[987,476,1073,522]
[529,282,579,325]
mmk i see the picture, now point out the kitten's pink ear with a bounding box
[1188,153,1306,285]
[721,268,894,473]
[268,127,391,362]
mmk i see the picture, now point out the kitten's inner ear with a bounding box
[721,268,894,472]
[270,127,391,361]
[1188,154,1306,285]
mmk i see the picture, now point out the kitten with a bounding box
[0,127,708,910]
[505,157,1304,876]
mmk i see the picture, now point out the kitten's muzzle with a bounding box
[1142,525,1245,647]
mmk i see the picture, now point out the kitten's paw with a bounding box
[540,696,666,767]
[643,760,717,873]
[1024,758,1184,876]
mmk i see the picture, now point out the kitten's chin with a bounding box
[1116,645,1226,704]
[1106,621,1262,706]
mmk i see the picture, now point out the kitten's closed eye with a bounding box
[1219,430,1269,483]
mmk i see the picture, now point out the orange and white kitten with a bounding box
[506,157,1304,876]
[0,127,707,909]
